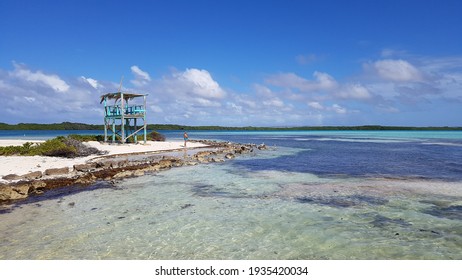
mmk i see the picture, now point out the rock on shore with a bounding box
[0,140,267,203]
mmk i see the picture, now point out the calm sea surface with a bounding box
[1,130,462,259]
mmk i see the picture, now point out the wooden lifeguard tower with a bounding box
[101,91,148,144]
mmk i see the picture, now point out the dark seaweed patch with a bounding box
[352,195,389,205]
[0,206,17,214]
[371,214,412,228]
[180,203,194,210]
[296,195,388,208]
[419,200,451,208]
[192,184,230,197]
[192,184,246,199]
[419,229,441,235]
[423,205,462,220]
[296,197,357,207]
[194,184,214,190]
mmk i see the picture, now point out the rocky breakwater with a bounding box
[0,140,267,203]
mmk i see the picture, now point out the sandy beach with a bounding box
[0,139,208,183]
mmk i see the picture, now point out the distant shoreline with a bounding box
[1,122,461,131]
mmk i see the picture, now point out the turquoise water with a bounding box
[0,130,107,140]
[2,129,462,141]
[1,130,461,259]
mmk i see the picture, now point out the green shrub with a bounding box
[0,135,104,158]
[68,134,104,142]
[148,131,166,141]
[0,142,36,156]
[0,145,22,156]
[29,138,77,157]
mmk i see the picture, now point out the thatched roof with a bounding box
[100,92,147,103]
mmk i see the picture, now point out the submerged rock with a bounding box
[257,144,267,150]
[225,153,235,159]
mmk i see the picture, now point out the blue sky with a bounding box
[1,0,461,126]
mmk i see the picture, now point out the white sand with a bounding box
[0,140,207,182]
[0,140,45,146]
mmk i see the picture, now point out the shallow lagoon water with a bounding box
[1,131,462,259]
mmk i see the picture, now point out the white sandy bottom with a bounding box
[1,160,461,260]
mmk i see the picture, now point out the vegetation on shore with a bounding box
[0,131,166,157]
[0,136,100,158]
[0,122,461,131]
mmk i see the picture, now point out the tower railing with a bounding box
[101,92,148,144]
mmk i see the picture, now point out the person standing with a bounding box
[183,131,189,147]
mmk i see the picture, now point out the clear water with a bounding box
[1,130,462,259]
[0,130,107,140]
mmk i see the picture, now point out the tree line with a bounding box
[0,122,461,131]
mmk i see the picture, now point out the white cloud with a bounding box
[227,102,243,114]
[265,71,337,92]
[81,76,101,89]
[131,65,151,81]
[313,71,338,90]
[308,101,324,110]
[253,83,274,97]
[308,102,352,115]
[11,63,70,92]
[263,97,285,108]
[130,65,151,87]
[373,59,423,82]
[337,83,372,100]
[193,97,221,107]
[0,63,104,124]
[235,94,258,109]
[2,54,461,127]
[150,105,163,113]
[331,104,347,114]
[179,68,226,99]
